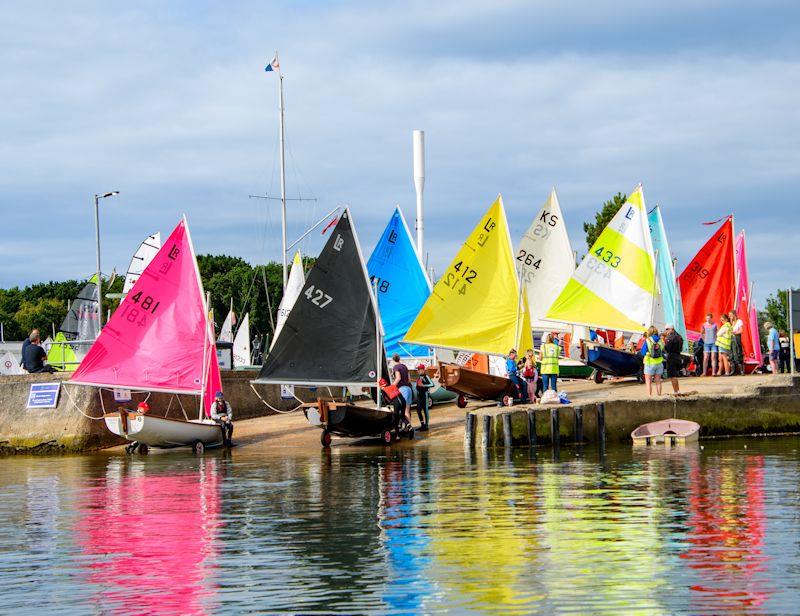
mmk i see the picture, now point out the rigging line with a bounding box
[249,382,302,413]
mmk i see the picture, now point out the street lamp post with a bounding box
[94,191,119,332]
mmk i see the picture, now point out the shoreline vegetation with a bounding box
[0,255,314,342]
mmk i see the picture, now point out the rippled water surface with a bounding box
[1,436,800,614]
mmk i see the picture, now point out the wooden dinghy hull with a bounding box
[437,362,518,407]
[104,410,224,449]
[304,399,406,446]
[631,419,700,446]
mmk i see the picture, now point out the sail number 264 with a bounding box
[304,285,333,308]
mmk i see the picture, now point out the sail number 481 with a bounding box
[119,291,160,327]
[304,285,333,308]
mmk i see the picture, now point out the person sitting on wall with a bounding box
[210,391,234,446]
[22,331,55,373]
[20,329,38,370]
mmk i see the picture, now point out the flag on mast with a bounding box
[265,53,280,72]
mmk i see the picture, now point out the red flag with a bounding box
[678,218,735,337]
[321,215,338,235]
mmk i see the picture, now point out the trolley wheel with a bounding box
[456,394,468,408]
[382,430,393,444]
[320,430,332,448]
[407,428,415,440]
[593,370,605,384]
[502,395,514,407]
[636,369,645,384]
[137,444,148,455]
[192,440,204,455]
[125,443,134,455]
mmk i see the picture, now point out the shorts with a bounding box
[703,343,718,353]
[769,350,780,361]
[398,386,413,406]
[719,348,730,356]
[643,363,664,377]
[666,359,682,379]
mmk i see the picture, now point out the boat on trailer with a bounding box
[438,362,517,408]
[70,217,225,454]
[631,419,700,446]
[253,209,409,447]
[583,340,643,383]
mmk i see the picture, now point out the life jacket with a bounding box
[716,323,732,351]
[540,343,560,375]
[644,337,664,366]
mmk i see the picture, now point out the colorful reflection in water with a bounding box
[0,438,798,613]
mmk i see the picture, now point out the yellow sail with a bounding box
[404,195,533,355]
[544,185,657,332]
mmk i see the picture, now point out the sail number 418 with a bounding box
[304,285,333,308]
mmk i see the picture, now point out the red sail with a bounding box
[678,218,735,337]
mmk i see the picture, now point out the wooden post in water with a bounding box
[527,409,536,447]
[502,412,513,448]
[596,402,606,448]
[465,412,476,449]
[481,414,492,450]
[550,408,560,451]
[574,406,584,443]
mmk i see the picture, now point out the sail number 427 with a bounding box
[304,285,333,308]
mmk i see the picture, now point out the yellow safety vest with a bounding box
[717,323,732,351]
[643,337,664,366]
[540,343,560,375]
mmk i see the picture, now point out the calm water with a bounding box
[1,437,799,614]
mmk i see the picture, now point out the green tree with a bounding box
[760,290,788,332]
[583,192,627,249]
[14,298,66,336]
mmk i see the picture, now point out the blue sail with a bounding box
[648,206,689,352]
[367,207,432,359]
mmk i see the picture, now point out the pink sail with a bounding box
[734,231,762,365]
[71,218,213,395]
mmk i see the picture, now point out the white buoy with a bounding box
[413,130,425,258]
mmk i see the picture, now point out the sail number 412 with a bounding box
[443,261,478,295]
[304,285,333,308]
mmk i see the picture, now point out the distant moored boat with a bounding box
[631,419,700,446]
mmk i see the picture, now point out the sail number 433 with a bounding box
[443,260,478,295]
[304,285,333,308]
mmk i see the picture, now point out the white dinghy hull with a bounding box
[631,419,700,446]
[105,411,224,449]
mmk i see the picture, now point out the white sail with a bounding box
[218,309,235,343]
[123,232,161,294]
[271,251,305,349]
[545,185,659,333]
[233,313,251,367]
[0,351,23,375]
[516,188,575,331]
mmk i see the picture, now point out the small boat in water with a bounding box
[70,217,225,454]
[631,419,700,446]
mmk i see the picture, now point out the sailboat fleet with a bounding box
[50,56,765,452]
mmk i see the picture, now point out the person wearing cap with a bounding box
[414,364,434,431]
[662,324,684,393]
[210,391,234,446]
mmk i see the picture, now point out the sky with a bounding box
[1,1,798,307]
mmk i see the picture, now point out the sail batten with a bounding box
[367,207,432,358]
[545,185,659,333]
[403,195,533,355]
[123,232,161,294]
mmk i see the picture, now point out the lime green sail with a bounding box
[545,185,659,332]
[48,332,78,371]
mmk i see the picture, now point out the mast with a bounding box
[278,56,288,291]
[413,130,425,257]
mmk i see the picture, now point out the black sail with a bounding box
[255,209,384,386]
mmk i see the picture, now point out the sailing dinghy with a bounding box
[253,209,407,447]
[545,185,663,382]
[404,195,533,406]
[70,217,225,453]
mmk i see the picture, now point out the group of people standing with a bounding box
[639,324,685,395]
[380,353,434,434]
[505,334,561,403]
[699,310,747,377]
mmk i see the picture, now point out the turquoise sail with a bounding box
[648,206,689,352]
[367,207,432,359]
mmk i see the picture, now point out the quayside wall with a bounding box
[467,375,800,448]
[0,370,314,454]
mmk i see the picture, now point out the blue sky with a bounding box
[1,1,798,307]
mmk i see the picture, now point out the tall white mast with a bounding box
[278,53,288,291]
[413,130,425,258]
